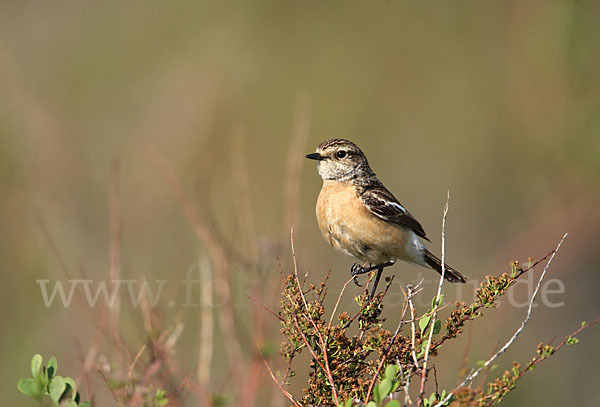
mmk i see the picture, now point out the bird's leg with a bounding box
[350,259,396,289]
[351,260,395,276]
[369,267,384,300]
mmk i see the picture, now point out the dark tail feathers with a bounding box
[423,250,467,283]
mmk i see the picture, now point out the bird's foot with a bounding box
[350,263,369,287]
[351,262,369,276]
[350,260,396,289]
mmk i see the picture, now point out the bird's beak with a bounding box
[305,152,325,161]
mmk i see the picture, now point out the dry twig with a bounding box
[433,233,568,407]
[417,192,450,405]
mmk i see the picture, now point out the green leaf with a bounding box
[18,378,42,400]
[49,375,66,405]
[379,377,393,399]
[373,384,381,404]
[367,402,377,407]
[47,356,58,379]
[386,400,401,407]
[64,377,77,399]
[581,320,587,327]
[431,294,444,309]
[566,336,579,345]
[417,340,432,358]
[156,388,169,405]
[66,401,78,407]
[391,379,400,393]
[384,364,398,378]
[419,314,431,332]
[31,354,43,379]
[432,320,441,335]
[79,402,92,407]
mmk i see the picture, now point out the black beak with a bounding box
[305,152,325,161]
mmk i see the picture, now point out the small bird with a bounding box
[306,139,466,297]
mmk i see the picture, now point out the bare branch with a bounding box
[328,276,356,329]
[262,357,302,407]
[366,292,410,402]
[434,232,568,407]
[517,315,600,379]
[408,281,424,372]
[197,254,214,387]
[418,191,450,405]
[400,360,413,407]
[292,316,339,404]
[108,158,122,335]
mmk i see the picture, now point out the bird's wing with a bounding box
[360,184,430,241]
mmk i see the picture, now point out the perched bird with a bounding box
[306,139,466,297]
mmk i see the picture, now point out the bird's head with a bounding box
[306,139,373,181]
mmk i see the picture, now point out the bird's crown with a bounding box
[317,138,362,153]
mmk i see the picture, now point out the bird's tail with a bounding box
[423,250,467,283]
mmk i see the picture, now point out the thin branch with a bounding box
[142,141,244,388]
[434,232,568,407]
[459,322,474,380]
[435,245,565,350]
[517,315,600,379]
[197,254,214,387]
[400,359,413,407]
[262,357,302,407]
[366,292,410,402]
[418,192,450,405]
[328,276,359,329]
[432,364,440,395]
[128,344,147,377]
[513,249,556,279]
[249,295,285,322]
[96,369,125,406]
[77,320,104,383]
[292,316,339,404]
[309,316,340,406]
[290,228,309,312]
[289,229,339,404]
[108,157,123,327]
[408,282,424,371]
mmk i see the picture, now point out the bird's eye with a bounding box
[336,150,347,159]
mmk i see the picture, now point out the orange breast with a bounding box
[315,181,416,264]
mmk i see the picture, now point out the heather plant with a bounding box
[271,226,599,407]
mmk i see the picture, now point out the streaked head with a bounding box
[306,139,373,181]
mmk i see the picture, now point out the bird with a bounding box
[306,138,467,298]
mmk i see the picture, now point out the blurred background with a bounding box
[1,1,599,406]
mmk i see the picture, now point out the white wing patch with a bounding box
[387,201,407,213]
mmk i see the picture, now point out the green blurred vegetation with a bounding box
[1,1,599,406]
